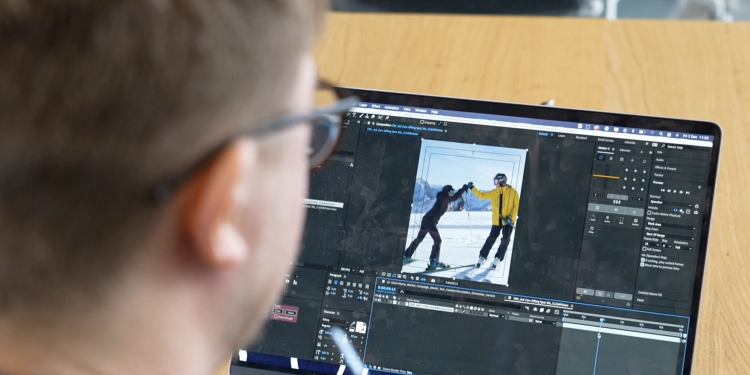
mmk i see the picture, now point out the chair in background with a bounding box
[331,0,586,16]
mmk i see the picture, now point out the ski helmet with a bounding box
[442,185,455,194]
[494,173,508,187]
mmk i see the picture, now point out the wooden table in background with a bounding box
[218,13,750,375]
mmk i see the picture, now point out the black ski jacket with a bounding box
[422,186,468,225]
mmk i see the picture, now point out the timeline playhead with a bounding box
[367,278,688,375]
[245,271,690,375]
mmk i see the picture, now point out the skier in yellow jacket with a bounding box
[469,173,520,270]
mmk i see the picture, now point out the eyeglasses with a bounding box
[151,80,359,204]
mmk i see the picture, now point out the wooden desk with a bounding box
[220,13,750,375]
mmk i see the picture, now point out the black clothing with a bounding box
[422,186,468,225]
[405,186,468,260]
[404,221,441,260]
[478,225,514,260]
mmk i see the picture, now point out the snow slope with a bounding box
[401,211,515,286]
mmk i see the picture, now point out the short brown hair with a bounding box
[0,0,326,318]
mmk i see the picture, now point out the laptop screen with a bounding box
[231,96,717,375]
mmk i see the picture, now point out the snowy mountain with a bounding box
[411,178,440,213]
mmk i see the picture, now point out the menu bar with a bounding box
[351,102,714,146]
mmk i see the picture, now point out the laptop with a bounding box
[230,88,722,375]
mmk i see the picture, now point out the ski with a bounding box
[408,258,434,264]
[421,264,475,273]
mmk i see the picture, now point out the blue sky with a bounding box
[425,154,515,191]
[415,139,528,194]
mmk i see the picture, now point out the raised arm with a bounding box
[471,186,494,200]
[448,185,469,202]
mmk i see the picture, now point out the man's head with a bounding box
[494,173,508,187]
[0,1,327,373]
[442,185,455,196]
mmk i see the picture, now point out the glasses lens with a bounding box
[308,83,353,169]
[309,114,341,168]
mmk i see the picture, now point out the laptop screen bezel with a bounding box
[231,87,722,375]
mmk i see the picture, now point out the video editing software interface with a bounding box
[232,102,715,375]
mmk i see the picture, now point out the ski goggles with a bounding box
[493,178,507,185]
[449,189,456,194]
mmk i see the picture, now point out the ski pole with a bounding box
[466,195,473,243]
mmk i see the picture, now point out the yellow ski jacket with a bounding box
[471,185,520,226]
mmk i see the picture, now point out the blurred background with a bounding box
[332,0,749,21]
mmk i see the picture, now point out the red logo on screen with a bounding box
[270,305,299,323]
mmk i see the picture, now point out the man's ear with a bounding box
[178,140,258,268]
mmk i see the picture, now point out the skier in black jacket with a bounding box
[404,184,469,270]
